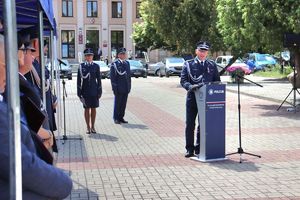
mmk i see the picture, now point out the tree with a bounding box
[133,0,226,55]
[132,1,168,50]
[216,0,300,71]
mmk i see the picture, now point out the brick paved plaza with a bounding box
[56,75,300,200]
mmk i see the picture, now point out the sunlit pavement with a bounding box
[56,75,300,200]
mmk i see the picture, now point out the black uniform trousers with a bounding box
[185,92,200,153]
[113,92,128,121]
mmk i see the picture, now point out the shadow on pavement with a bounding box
[56,132,89,163]
[68,188,99,200]
[253,103,300,119]
[122,123,149,130]
[209,159,260,172]
[67,175,100,200]
[262,77,288,82]
[89,133,118,142]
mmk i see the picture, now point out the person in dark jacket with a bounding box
[77,48,102,134]
[0,101,73,200]
[180,41,221,158]
[0,34,73,199]
[110,47,131,124]
[21,27,58,152]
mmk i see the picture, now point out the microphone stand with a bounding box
[218,64,262,163]
[58,62,82,144]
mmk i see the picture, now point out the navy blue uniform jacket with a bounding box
[110,59,131,94]
[180,58,220,91]
[77,62,102,98]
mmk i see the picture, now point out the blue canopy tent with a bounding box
[1,0,55,199]
[0,0,55,29]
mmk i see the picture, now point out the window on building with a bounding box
[111,31,124,58]
[112,1,122,18]
[86,30,100,58]
[87,1,98,17]
[61,30,75,58]
[62,0,73,17]
[136,2,141,19]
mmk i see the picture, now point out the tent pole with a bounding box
[38,3,46,108]
[3,0,22,199]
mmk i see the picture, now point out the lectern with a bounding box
[192,83,226,162]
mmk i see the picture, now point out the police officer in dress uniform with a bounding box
[110,47,131,124]
[21,27,58,153]
[77,48,102,134]
[180,41,221,158]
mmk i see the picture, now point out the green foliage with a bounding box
[216,0,300,54]
[132,0,227,54]
[132,1,169,50]
[254,64,293,78]
[216,0,300,71]
[133,0,300,69]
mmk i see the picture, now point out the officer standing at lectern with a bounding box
[180,41,220,158]
[77,48,102,134]
[110,47,131,124]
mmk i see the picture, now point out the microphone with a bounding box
[218,56,238,76]
[57,58,67,66]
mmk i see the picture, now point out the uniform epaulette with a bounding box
[206,59,215,65]
[185,59,194,64]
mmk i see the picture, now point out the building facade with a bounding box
[53,0,142,63]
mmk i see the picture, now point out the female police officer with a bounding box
[180,41,220,158]
[77,48,102,134]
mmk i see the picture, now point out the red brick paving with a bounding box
[127,96,185,137]
[57,149,300,170]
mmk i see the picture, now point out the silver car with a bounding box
[158,57,185,77]
[147,62,164,76]
[94,61,110,79]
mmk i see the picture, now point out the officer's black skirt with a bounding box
[82,96,99,108]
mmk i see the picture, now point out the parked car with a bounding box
[244,53,276,71]
[158,57,185,77]
[94,60,110,79]
[128,60,147,78]
[215,56,251,74]
[147,62,164,76]
[264,54,277,65]
[57,59,72,80]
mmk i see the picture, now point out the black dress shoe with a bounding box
[120,119,128,123]
[91,128,96,133]
[185,151,194,158]
[114,120,120,124]
[86,129,91,134]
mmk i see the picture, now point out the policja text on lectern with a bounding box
[192,83,226,162]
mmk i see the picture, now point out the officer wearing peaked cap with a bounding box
[180,41,220,158]
[110,47,131,124]
[77,48,102,134]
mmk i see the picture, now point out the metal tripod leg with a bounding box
[226,147,261,163]
[277,89,294,110]
[277,88,300,111]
